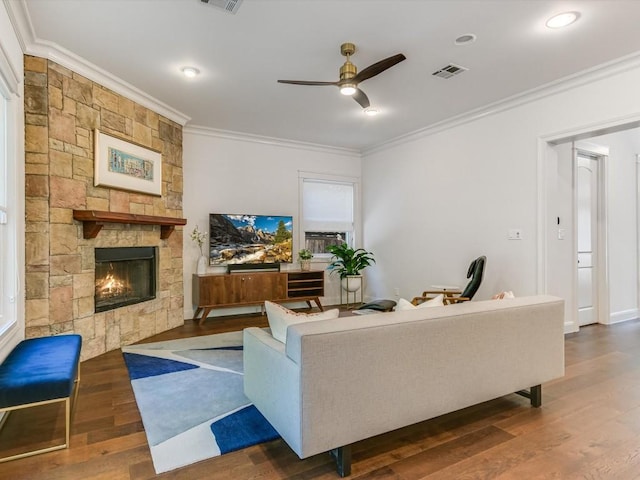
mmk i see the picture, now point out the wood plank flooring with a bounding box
[1,313,639,479]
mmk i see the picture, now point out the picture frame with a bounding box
[94,129,162,196]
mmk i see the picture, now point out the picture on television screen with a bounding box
[209,214,293,265]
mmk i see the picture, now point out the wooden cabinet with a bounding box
[195,275,239,306]
[192,270,324,324]
[240,273,286,303]
[287,271,324,299]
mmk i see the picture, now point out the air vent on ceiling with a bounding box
[200,0,243,14]
[432,63,468,79]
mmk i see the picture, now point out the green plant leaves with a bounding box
[326,243,375,278]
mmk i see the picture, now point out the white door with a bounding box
[576,153,598,326]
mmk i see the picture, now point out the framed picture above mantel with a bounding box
[94,129,162,196]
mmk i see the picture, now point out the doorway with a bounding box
[542,140,611,332]
[541,122,640,333]
[576,151,601,326]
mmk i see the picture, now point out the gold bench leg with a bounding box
[0,364,81,463]
[0,397,69,463]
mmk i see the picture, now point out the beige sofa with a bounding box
[243,295,564,476]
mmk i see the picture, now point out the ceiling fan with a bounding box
[277,43,406,109]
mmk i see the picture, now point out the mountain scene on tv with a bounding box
[209,214,293,265]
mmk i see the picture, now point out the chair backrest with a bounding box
[460,256,486,300]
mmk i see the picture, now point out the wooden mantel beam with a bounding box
[72,210,187,239]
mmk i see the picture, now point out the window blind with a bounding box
[302,179,354,232]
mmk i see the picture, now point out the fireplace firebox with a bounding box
[95,247,157,313]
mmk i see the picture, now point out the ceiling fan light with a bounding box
[364,107,379,116]
[340,84,357,96]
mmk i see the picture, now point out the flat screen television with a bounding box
[209,214,293,265]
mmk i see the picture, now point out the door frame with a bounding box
[636,154,640,317]
[538,127,619,333]
[574,143,610,327]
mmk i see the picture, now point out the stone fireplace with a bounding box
[23,55,186,361]
[94,247,157,313]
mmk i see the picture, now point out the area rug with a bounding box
[121,331,280,474]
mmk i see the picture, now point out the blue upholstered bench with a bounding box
[0,334,82,462]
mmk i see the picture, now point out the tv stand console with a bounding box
[192,270,325,325]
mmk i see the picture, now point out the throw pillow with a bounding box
[396,294,445,311]
[492,291,515,300]
[264,301,340,344]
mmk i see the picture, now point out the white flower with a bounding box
[190,226,207,255]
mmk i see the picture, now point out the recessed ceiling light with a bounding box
[455,34,476,45]
[363,107,379,117]
[546,11,579,29]
[181,66,200,78]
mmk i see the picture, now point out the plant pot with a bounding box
[196,255,207,274]
[341,275,362,292]
[300,259,311,271]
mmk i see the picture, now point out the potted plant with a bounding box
[326,243,375,292]
[298,248,314,271]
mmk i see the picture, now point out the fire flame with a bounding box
[96,272,128,299]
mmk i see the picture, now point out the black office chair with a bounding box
[412,256,486,305]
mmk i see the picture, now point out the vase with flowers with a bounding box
[190,225,208,274]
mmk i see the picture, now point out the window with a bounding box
[300,174,359,256]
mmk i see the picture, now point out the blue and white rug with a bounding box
[121,331,279,474]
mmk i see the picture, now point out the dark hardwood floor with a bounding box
[1,313,640,479]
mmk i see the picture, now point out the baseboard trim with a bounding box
[608,308,639,324]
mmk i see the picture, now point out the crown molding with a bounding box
[184,125,361,158]
[0,1,23,94]
[363,50,640,156]
[0,41,20,95]
[3,0,34,53]
[5,0,190,126]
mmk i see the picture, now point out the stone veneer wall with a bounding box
[23,55,185,360]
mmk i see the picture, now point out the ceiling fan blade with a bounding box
[352,88,370,109]
[352,53,406,83]
[277,80,338,86]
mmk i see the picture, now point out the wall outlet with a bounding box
[394,287,400,297]
[558,228,565,240]
[508,229,523,240]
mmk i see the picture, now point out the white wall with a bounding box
[0,1,25,359]
[182,129,361,319]
[545,142,576,330]
[362,62,640,330]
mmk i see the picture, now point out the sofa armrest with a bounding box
[243,328,303,457]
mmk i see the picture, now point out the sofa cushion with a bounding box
[264,301,340,344]
[396,294,444,311]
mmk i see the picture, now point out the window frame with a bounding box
[0,93,7,331]
[0,46,23,356]
[298,171,361,261]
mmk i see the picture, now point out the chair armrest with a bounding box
[421,289,462,296]
[411,296,425,305]
[445,296,470,304]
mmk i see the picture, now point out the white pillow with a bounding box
[492,291,515,300]
[264,301,340,344]
[395,294,445,311]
